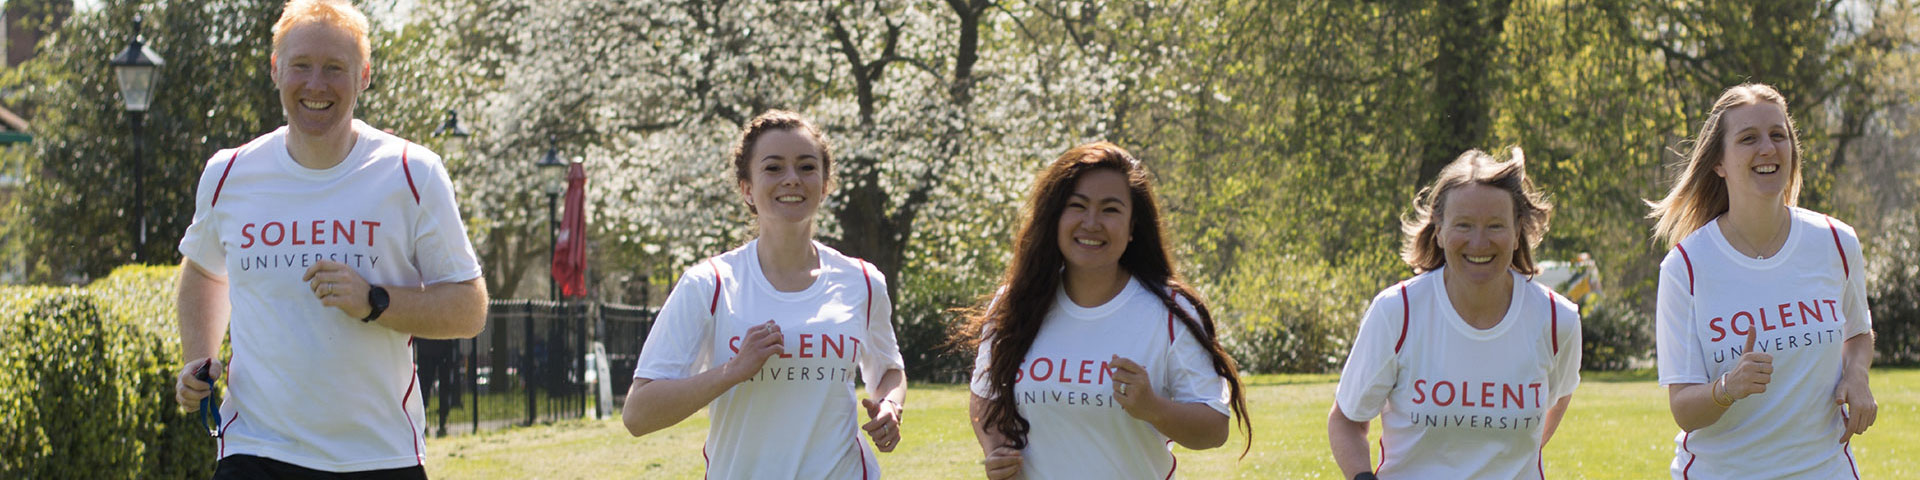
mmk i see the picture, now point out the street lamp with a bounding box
[536,136,567,302]
[110,13,164,262]
[528,135,567,426]
[431,109,470,153]
[430,108,472,436]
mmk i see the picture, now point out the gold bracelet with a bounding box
[1711,375,1734,407]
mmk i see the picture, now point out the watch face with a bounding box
[365,286,390,322]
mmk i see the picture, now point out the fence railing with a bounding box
[416,300,657,437]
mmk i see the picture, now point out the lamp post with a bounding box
[431,109,470,152]
[110,14,164,262]
[431,109,473,435]
[536,136,567,301]
[528,135,566,426]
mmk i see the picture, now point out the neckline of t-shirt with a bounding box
[1054,276,1142,320]
[1431,266,1526,340]
[1705,207,1804,270]
[274,120,374,181]
[743,238,831,301]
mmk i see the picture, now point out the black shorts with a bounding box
[212,454,428,480]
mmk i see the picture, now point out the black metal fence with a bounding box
[599,302,658,399]
[415,300,657,437]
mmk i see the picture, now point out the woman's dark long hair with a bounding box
[953,142,1252,456]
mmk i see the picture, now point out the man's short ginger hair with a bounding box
[271,0,372,64]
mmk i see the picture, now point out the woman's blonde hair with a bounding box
[1400,147,1554,275]
[1647,83,1802,247]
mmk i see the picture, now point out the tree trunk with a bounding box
[1418,0,1513,187]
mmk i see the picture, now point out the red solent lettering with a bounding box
[236,219,383,249]
[729,333,858,360]
[1014,357,1110,385]
[1409,379,1545,409]
[822,334,846,358]
[1799,301,1824,324]
[1709,300,1844,342]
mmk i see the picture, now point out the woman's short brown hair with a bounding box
[1400,147,1554,275]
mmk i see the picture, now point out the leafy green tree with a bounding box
[3,1,281,282]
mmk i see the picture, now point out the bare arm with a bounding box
[1542,395,1573,445]
[1669,329,1772,431]
[371,278,488,339]
[969,393,1023,479]
[177,259,230,364]
[860,368,908,452]
[620,372,741,437]
[969,393,1002,454]
[302,260,488,339]
[1109,356,1229,449]
[870,368,907,406]
[622,320,784,437]
[1327,404,1373,478]
[174,259,230,409]
[1836,332,1877,442]
[1134,396,1230,449]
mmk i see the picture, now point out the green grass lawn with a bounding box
[423,368,1919,479]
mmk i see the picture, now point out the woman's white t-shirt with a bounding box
[969,278,1232,479]
[1334,268,1582,479]
[1655,207,1870,479]
[633,240,906,479]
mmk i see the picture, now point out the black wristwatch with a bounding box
[1353,473,1378,480]
[363,286,390,323]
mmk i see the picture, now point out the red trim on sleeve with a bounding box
[1536,447,1546,479]
[210,150,241,207]
[1681,432,1695,479]
[861,262,874,327]
[1163,439,1179,480]
[1844,441,1861,479]
[217,412,241,457]
[859,438,871,480]
[1549,291,1560,356]
[1826,216,1849,279]
[701,443,709,480]
[1167,303,1177,343]
[707,259,722,316]
[1394,284,1410,354]
[1675,244,1696,295]
[400,145,421,204]
[1375,436,1387,473]
[1841,409,1862,479]
[400,364,422,465]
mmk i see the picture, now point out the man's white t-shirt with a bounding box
[177,120,483,471]
[1655,207,1870,479]
[1334,268,1582,480]
[968,278,1232,479]
[632,240,906,479]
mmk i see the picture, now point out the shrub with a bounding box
[1579,295,1654,371]
[1218,259,1370,374]
[1869,212,1920,365]
[0,265,213,479]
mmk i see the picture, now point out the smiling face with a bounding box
[738,128,828,224]
[271,22,369,141]
[1713,102,1796,204]
[1436,183,1518,285]
[1056,168,1133,278]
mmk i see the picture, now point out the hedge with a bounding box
[0,265,214,479]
